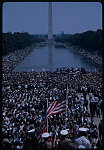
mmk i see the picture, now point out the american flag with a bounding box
[37,100,68,142]
[47,100,67,117]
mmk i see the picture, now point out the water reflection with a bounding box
[48,44,53,71]
[13,45,101,72]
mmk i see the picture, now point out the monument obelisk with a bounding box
[48,2,53,41]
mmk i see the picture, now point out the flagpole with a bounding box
[65,83,68,128]
[47,98,48,132]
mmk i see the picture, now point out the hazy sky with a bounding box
[2,2,102,34]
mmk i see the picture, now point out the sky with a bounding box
[2,2,102,34]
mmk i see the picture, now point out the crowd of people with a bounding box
[2,50,103,149]
[2,45,35,74]
[62,43,102,66]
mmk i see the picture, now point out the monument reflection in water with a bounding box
[13,44,101,72]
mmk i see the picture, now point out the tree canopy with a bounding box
[2,32,45,56]
[55,29,102,56]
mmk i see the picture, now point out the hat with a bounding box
[78,145,85,149]
[60,130,68,135]
[28,129,35,133]
[42,132,50,138]
[79,128,88,132]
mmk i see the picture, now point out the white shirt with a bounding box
[76,136,91,149]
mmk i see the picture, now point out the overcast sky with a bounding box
[2,2,102,34]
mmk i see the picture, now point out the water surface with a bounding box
[13,45,101,72]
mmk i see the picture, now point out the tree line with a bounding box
[55,29,102,56]
[2,32,45,56]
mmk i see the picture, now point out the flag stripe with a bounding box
[54,103,66,110]
[49,101,58,113]
[53,106,66,113]
[55,101,66,107]
[47,101,58,117]
[48,105,66,116]
[51,108,66,115]
[47,100,67,117]
[47,102,54,114]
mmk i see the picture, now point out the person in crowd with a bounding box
[57,130,76,150]
[2,51,102,149]
[39,132,52,150]
[98,120,103,140]
[76,128,91,149]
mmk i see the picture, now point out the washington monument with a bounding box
[48,2,53,41]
